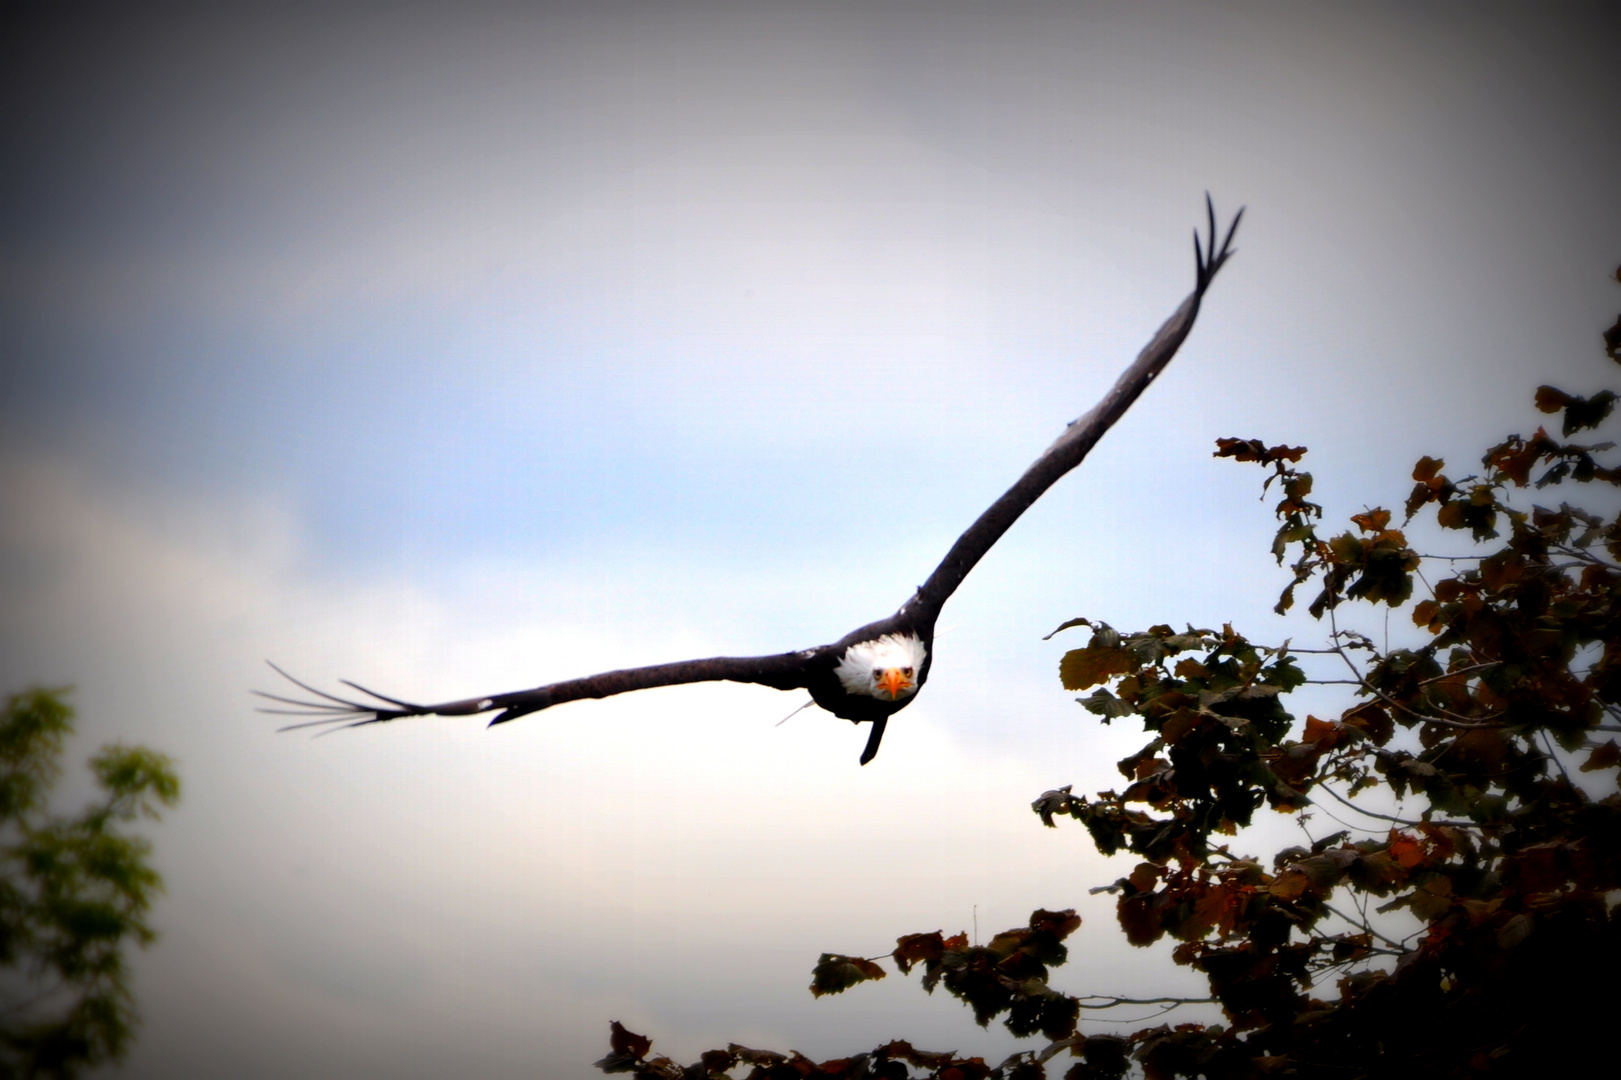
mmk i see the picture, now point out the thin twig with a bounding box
[1325,640,1506,728]
[1311,780,1473,829]
[1550,544,1621,570]
[1078,995,1216,1008]
[1300,796,1384,838]
[1320,900,1409,952]
[1415,662,1501,686]
[1085,1002,1189,1025]
[1540,728,1572,784]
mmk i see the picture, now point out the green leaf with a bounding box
[1042,617,1093,641]
[1078,689,1136,720]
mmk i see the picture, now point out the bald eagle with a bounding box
[261,200,1242,765]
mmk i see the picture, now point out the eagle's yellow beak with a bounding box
[876,668,911,700]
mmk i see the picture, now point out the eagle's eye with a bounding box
[902,667,913,677]
[872,669,883,680]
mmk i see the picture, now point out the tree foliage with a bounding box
[0,688,180,1079]
[598,271,1621,1079]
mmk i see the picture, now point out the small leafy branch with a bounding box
[597,271,1621,1079]
[0,688,181,1079]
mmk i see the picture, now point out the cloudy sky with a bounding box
[2,3,1618,1077]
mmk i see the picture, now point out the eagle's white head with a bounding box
[835,633,927,702]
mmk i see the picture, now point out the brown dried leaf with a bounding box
[1580,740,1621,772]
[1060,646,1137,691]
[1413,456,1445,482]
[1535,385,1572,413]
[1351,508,1391,533]
[810,953,887,997]
[1388,833,1426,869]
[1029,908,1083,941]
[894,932,946,974]
[608,1021,651,1061]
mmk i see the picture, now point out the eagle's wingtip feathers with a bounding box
[1193,197,1244,296]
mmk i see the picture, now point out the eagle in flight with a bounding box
[262,200,1242,765]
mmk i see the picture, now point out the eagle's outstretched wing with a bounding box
[261,198,1242,759]
[900,196,1242,628]
[258,650,819,731]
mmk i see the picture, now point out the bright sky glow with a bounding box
[2,5,1618,1077]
